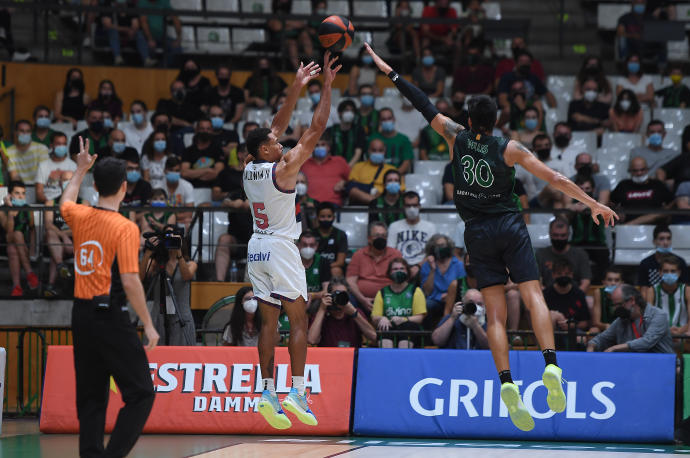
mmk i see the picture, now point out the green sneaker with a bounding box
[542,364,566,413]
[500,382,535,432]
[258,390,291,430]
[282,388,318,426]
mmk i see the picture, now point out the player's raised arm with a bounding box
[271,60,322,139]
[504,140,619,227]
[60,136,96,206]
[364,43,463,157]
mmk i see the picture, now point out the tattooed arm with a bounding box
[431,114,464,161]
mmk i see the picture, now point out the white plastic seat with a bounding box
[598,3,631,30]
[529,213,555,225]
[425,207,459,225]
[197,26,230,54]
[547,75,575,102]
[671,224,690,249]
[50,122,74,135]
[171,0,202,22]
[613,225,655,265]
[329,0,350,15]
[167,25,196,52]
[337,211,368,225]
[601,132,641,150]
[231,28,265,52]
[668,38,689,61]
[79,186,99,206]
[24,186,37,205]
[206,0,241,23]
[570,131,597,156]
[292,0,311,14]
[405,173,441,206]
[343,31,371,58]
[656,108,690,138]
[355,0,387,26]
[245,108,273,125]
[333,220,367,249]
[241,0,271,13]
[483,1,501,19]
[413,160,446,178]
[527,224,550,248]
[193,187,212,205]
[374,95,402,111]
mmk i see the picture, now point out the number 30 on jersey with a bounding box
[460,155,494,188]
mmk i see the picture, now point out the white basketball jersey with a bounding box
[243,160,301,239]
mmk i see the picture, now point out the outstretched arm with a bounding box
[271,61,321,139]
[504,140,619,227]
[60,137,96,206]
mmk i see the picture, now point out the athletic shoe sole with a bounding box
[543,365,566,413]
[258,400,292,430]
[500,384,535,432]
[282,396,318,426]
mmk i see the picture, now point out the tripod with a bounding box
[144,260,194,346]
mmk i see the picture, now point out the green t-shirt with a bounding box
[304,252,331,293]
[357,109,380,138]
[368,195,404,227]
[32,129,56,148]
[419,125,448,160]
[571,213,606,247]
[138,0,172,41]
[370,132,414,169]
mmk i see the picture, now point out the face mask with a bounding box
[243,299,258,314]
[404,206,419,219]
[524,118,538,131]
[620,99,632,111]
[671,74,683,85]
[391,271,408,284]
[662,272,679,285]
[369,152,385,164]
[631,174,648,184]
[319,219,333,229]
[362,55,373,65]
[517,64,531,76]
[103,118,114,129]
[295,183,308,196]
[217,77,230,87]
[132,113,144,125]
[211,116,224,129]
[633,4,645,14]
[89,121,104,133]
[112,141,126,154]
[166,171,180,183]
[385,182,400,194]
[313,146,328,159]
[196,132,211,143]
[310,93,321,105]
[551,238,568,251]
[381,120,395,133]
[554,134,570,149]
[300,246,316,260]
[173,90,186,101]
[627,62,640,74]
[360,94,374,107]
[577,164,592,176]
[535,148,551,161]
[18,133,31,145]
[584,90,598,102]
[554,276,571,287]
[151,200,167,208]
[656,246,672,253]
[11,198,26,206]
[154,140,167,152]
[71,79,84,91]
[182,68,200,81]
[422,56,435,67]
[614,305,631,320]
[36,117,51,128]
[126,170,141,182]
[372,237,387,251]
[648,133,663,147]
[603,285,617,294]
[434,245,452,260]
[341,111,355,123]
[53,145,68,158]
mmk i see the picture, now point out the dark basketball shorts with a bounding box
[463,212,540,289]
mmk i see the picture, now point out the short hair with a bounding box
[327,276,350,294]
[93,157,126,197]
[647,119,664,131]
[33,104,50,119]
[379,107,394,119]
[15,119,31,130]
[298,230,317,244]
[387,257,410,278]
[549,217,569,231]
[552,258,573,274]
[196,117,212,128]
[246,127,272,156]
[130,99,147,111]
[359,83,373,93]
[50,131,67,144]
[574,174,594,187]
[619,284,645,309]
[119,148,139,164]
[317,201,336,215]
[532,134,551,148]
[467,95,497,134]
[605,266,623,277]
[165,156,181,170]
[8,180,26,193]
[383,169,401,183]
[85,107,102,118]
[337,99,356,113]
[307,80,322,89]
[151,188,168,200]
[368,220,387,236]
[653,223,672,239]
[554,121,571,132]
[425,233,455,256]
[152,111,171,124]
[402,190,420,203]
[319,129,332,144]
[659,254,682,270]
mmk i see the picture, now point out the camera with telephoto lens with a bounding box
[327,290,350,312]
[143,226,185,263]
[462,301,477,316]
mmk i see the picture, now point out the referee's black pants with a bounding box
[72,299,155,458]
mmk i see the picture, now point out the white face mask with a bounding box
[341,111,355,123]
[405,207,420,220]
[243,299,258,314]
[300,246,316,260]
[631,174,648,183]
[584,90,598,102]
[295,183,307,196]
[620,99,631,111]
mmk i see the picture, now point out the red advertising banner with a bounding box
[40,346,354,435]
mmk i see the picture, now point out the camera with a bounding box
[143,226,184,263]
[327,290,349,311]
[462,301,477,316]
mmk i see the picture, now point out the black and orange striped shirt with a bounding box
[61,201,140,300]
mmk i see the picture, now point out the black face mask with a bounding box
[89,121,104,133]
[535,148,551,161]
[452,101,464,110]
[437,6,449,15]
[614,305,631,320]
[217,77,230,87]
[465,265,474,278]
[517,64,531,76]
[551,238,568,251]
[577,164,593,176]
[70,79,84,91]
[196,132,211,143]
[391,271,408,284]
[585,65,599,76]
[554,134,570,149]
[260,68,271,76]
[173,90,186,101]
[372,237,387,251]
[511,47,521,59]
[434,245,452,260]
[554,276,571,287]
[182,68,199,82]
[319,219,334,229]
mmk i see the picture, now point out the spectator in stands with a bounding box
[568,78,611,135]
[452,40,493,97]
[616,54,655,105]
[616,1,645,63]
[646,254,690,336]
[630,120,680,176]
[54,68,89,128]
[655,66,690,108]
[610,156,674,224]
[549,122,579,177]
[657,126,690,191]
[347,221,402,313]
[177,59,211,111]
[675,181,690,224]
[121,100,153,155]
[327,99,367,167]
[368,169,404,226]
[609,89,643,133]
[637,224,689,298]
[535,217,592,291]
[347,46,380,97]
[573,56,613,105]
[242,121,259,144]
[300,131,349,206]
[209,104,239,161]
[510,106,544,146]
[421,233,465,327]
[297,230,331,310]
[347,139,399,204]
[502,79,545,135]
[156,81,204,134]
[7,120,50,185]
[307,277,377,347]
[121,149,152,212]
[495,37,545,84]
[269,0,317,71]
[449,90,469,127]
[143,112,181,158]
[458,0,487,52]
[99,0,138,66]
[432,288,489,349]
[544,258,591,348]
[68,108,108,157]
[88,80,123,124]
[0,126,8,185]
[0,6,14,58]
[140,188,176,235]
[95,129,131,162]
[205,64,246,124]
[395,93,428,146]
[419,0,458,55]
[412,47,446,97]
[141,130,169,189]
[243,58,287,108]
[587,284,674,353]
[419,99,454,160]
[43,171,76,298]
[314,202,348,276]
[181,118,225,188]
[300,80,340,130]
[102,111,115,135]
[295,172,317,231]
[370,108,413,174]
[268,94,302,148]
[515,133,566,208]
[31,105,55,148]
[371,258,426,348]
[387,191,437,276]
[35,132,77,204]
[591,266,624,333]
[136,0,182,67]
[386,0,421,62]
[222,286,262,346]
[356,84,380,137]
[163,156,195,225]
[571,152,611,205]
[0,181,38,296]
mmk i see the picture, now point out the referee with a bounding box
[60,137,159,458]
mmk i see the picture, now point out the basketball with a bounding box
[318,15,354,52]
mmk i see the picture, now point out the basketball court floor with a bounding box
[2,419,689,457]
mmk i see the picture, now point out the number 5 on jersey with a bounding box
[252,202,269,229]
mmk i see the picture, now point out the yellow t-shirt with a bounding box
[372,285,427,318]
[348,161,405,195]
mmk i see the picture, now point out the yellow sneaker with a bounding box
[542,364,566,413]
[500,382,535,431]
[258,390,292,430]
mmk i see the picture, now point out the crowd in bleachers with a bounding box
[2,0,690,352]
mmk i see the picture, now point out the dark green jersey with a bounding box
[305,253,330,293]
[452,130,521,222]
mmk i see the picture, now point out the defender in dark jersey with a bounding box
[364,43,618,432]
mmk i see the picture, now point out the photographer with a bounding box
[307,277,377,348]
[432,289,489,349]
[140,224,197,345]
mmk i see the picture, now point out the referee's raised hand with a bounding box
[76,136,97,171]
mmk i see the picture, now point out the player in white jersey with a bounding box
[243,52,341,430]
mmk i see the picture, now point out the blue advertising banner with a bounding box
[353,349,675,442]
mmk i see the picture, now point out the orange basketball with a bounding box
[318,15,355,52]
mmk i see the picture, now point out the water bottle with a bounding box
[229,261,239,282]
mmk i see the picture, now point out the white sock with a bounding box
[263,378,276,396]
[292,376,305,396]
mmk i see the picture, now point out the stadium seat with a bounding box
[601,132,641,150]
[183,132,194,148]
[434,222,456,239]
[570,131,596,156]
[374,95,402,111]
[598,3,631,30]
[297,97,312,112]
[241,0,271,13]
[193,187,212,205]
[171,0,202,22]
[291,0,311,14]
[543,108,560,136]
[425,206,459,224]
[197,26,230,54]
[405,173,441,206]
[79,186,99,206]
[547,75,575,102]
[330,0,350,16]
[343,31,372,58]
[483,1,501,19]
[189,210,229,263]
[655,108,690,138]
[356,0,388,26]
[529,213,555,225]
[245,107,273,125]
[413,160,446,178]
[230,28,265,52]
[527,224,550,248]
[668,38,689,61]
[337,210,368,225]
[206,0,241,23]
[613,225,655,265]
[24,186,36,205]
[167,25,196,52]
[670,224,690,261]
[409,0,423,17]
[677,3,690,19]
[334,213,368,249]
